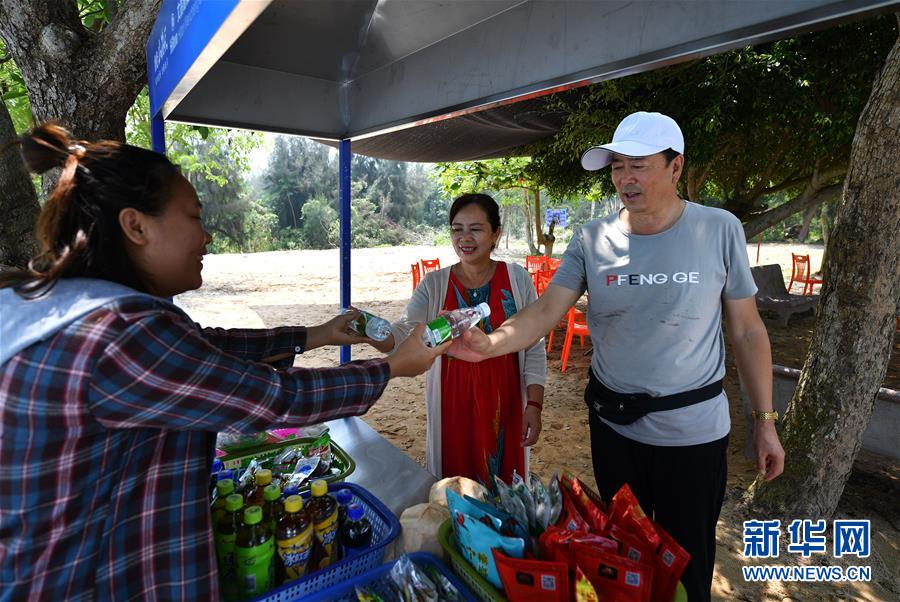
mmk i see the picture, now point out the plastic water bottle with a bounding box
[345,308,392,341]
[422,302,491,347]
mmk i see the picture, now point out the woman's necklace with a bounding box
[454,260,495,290]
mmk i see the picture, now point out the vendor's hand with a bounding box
[753,419,785,481]
[306,309,370,350]
[522,405,542,447]
[446,327,492,363]
[386,323,450,378]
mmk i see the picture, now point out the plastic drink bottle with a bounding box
[307,479,340,569]
[218,469,235,482]
[211,478,235,525]
[210,458,223,497]
[236,505,275,598]
[335,488,353,525]
[261,484,283,533]
[215,494,244,602]
[422,302,491,347]
[339,503,372,558]
[250,469,273,506]
[346,308,392,341]
[276,494,314,582]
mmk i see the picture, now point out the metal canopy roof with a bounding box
[148,0,897,154]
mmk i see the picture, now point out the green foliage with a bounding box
[300,197,339,249]
[524,15,897,219]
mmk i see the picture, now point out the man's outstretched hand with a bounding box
[446,327,492,363]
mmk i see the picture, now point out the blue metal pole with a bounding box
[150,114,166,155]
[339,139,352,365]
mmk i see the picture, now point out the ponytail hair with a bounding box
[0,123,179,297]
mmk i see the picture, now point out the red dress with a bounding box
[440,262,524,489]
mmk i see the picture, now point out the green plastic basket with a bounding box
[438,519,690,602]
[218,436,355,492]
[438,519,505,602]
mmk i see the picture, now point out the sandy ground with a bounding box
[177,242,898,602]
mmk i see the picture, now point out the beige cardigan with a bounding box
[389,262,548,478]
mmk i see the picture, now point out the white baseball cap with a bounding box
[580,111,684,171]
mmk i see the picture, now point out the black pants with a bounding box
[588,412,728,602]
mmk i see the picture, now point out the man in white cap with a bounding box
[451,111,785,602]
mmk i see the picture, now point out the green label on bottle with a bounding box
[214,532,239,600]
[424,316,452,346]
[235,538,275,597]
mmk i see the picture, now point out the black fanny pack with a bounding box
[584,370,723,425]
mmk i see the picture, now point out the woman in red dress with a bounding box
[373,194,547,489]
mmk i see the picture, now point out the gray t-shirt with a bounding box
[552,201,756,446]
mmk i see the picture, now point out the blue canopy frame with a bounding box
[145,0,897,362]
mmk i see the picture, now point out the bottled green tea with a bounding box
[214,494,243,602]
[235,506,275,598]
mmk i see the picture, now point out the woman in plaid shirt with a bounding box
[0,124,444,600]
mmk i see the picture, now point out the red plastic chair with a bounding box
[420,258,441,274]
[788,254,823,296]
[411,263,421,291]
[534,269,554,297]
[559,307,590,373]
[526,255,548,274]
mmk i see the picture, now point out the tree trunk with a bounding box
[0,2,161,250]
[521,190,537,254]
[796,202,818,242]
[533,188,545,251]
[0,95,39,268]
[748,21,900,518]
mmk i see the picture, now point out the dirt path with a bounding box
[177,243,898,601]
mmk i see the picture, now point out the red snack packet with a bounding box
[556,487,591,533]
[650,521,691,602]
[608,484,660,548]
[572,543,653,602]
[574,565,600,602]
[561,473,609,533]
[493,549,570,602]
[539,526,619,566]
[608,523,656,567]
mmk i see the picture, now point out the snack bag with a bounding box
[608,484,660,548]
[572,544,653,602]
[451,510,525,589]
[495,476,531,535]
[510,471,537,533]
[650,521,691,602]
[446,489,527,540]
[556,486,591,533]
[529,473,553,532]
[574,565,600,602]
[561,473,609,533]
[608,523,656,566]
[299,433,332,477]
[493,548,570,602]
[538,527,617,566]
[547,474,563,526]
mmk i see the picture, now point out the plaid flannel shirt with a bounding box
[0,296,389,601]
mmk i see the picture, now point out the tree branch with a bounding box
[743,182,843,239]
[89,0,160,104]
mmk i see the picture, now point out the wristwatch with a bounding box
[752,410,779,421]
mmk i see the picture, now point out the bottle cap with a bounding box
[217,469,234,481]
[284,495,304,513]
[310,479,328,497]
[243,505,263,525]
[282,484,299,499]
[216,479,235,497]
[224,494,244,512]
[255,469,272,486]
[263,484,281,502]
[347,503,365,522]
[476,302,491,317]
[335,488,353,505]
[211,459,223,474]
